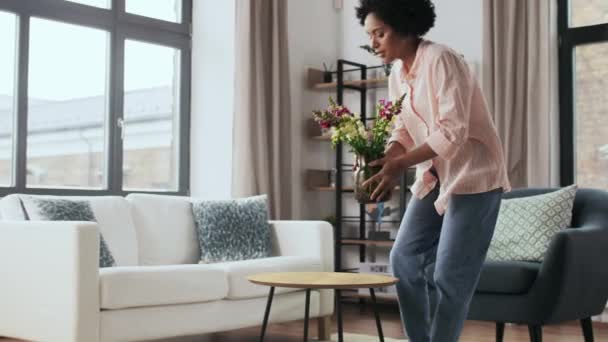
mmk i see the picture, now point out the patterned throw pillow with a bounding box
[192,195,272,263]
[486,185,577,262]
[20,197,116,268]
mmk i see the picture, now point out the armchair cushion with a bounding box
[476,261,539,294]
[487,185,577,262]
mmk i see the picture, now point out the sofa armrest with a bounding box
[0,221,100,342]
[533,224,608,322]
[269,220,335,318]
[269,220,334,273]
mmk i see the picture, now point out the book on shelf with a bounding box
[357,262,397,297]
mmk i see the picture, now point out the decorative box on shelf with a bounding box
[307,118,332,140]
[306,169,336,189]
[360,261,393,274]
[368,230,391,241]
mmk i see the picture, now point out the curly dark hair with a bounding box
[355,0,436,38]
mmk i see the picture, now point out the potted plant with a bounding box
[312,94,405,203]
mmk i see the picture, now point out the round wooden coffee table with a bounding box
[248,271,398,342]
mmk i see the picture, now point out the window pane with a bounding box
[126,0,181,23]
[123,40,180,191]
[570,0,608,27]
[28,18,108,189]
[0,12,17,187]
[574,42,608,189]
[64,0,110,9]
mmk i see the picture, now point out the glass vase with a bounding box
[353,154,391,203]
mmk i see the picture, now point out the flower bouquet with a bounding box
[312,94,405,203]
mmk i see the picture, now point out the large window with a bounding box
[558,0,608,188]
[65,0,110,9]
[0,11,17,187]
[123,40,181,191]
[27,18,109,189]
[0,0,191,196]
[126,0,182,23]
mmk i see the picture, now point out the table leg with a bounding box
[260,286,275,342]
[369,288,384,342]
[303,289,311,342]
[336,289,344,342]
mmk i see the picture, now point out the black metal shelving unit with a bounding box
[331,59,410,275]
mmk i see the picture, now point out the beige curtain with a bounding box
[482,0,560,188]
[232,0,293,219]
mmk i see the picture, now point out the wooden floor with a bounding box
[1,303,606,341]
[209,303,608,341]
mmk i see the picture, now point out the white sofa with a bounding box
[0,193,334,342]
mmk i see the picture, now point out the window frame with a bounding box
[0,0,192,196]
[0,10,18,188]
[558,0,608,186]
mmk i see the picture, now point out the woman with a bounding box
[356,0,511,341]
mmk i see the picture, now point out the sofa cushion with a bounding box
[20,196,116,268]
[214,255,324,299]
[193,195,272,264]
[125,194,200,265]
[99,264,228,309]
[487,185,577,262]
[476,261,540,294]
[0,194,138,266]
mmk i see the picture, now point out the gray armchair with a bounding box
[467,188,608,342]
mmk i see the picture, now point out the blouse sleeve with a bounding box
[425,50,474,160]
[386,62,414,152]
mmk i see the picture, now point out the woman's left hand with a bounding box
[363,155,409,201]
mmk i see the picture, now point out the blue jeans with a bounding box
[390,185,502,342]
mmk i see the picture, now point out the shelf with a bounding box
[310,186,354,192]
[307,68,388,90]
[341,163,417,171]
[340,239,395,247]
[310,186,335,191]
[308,60,408,277]
[341,217,401,224]
[310,186,400,192]
[313,78,389,90]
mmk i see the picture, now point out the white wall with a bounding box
[190,0,342,207]
[425,0,482,63]
[190,0,235,199]
[288,0,342,219]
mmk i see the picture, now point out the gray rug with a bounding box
[318,333,407,341]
